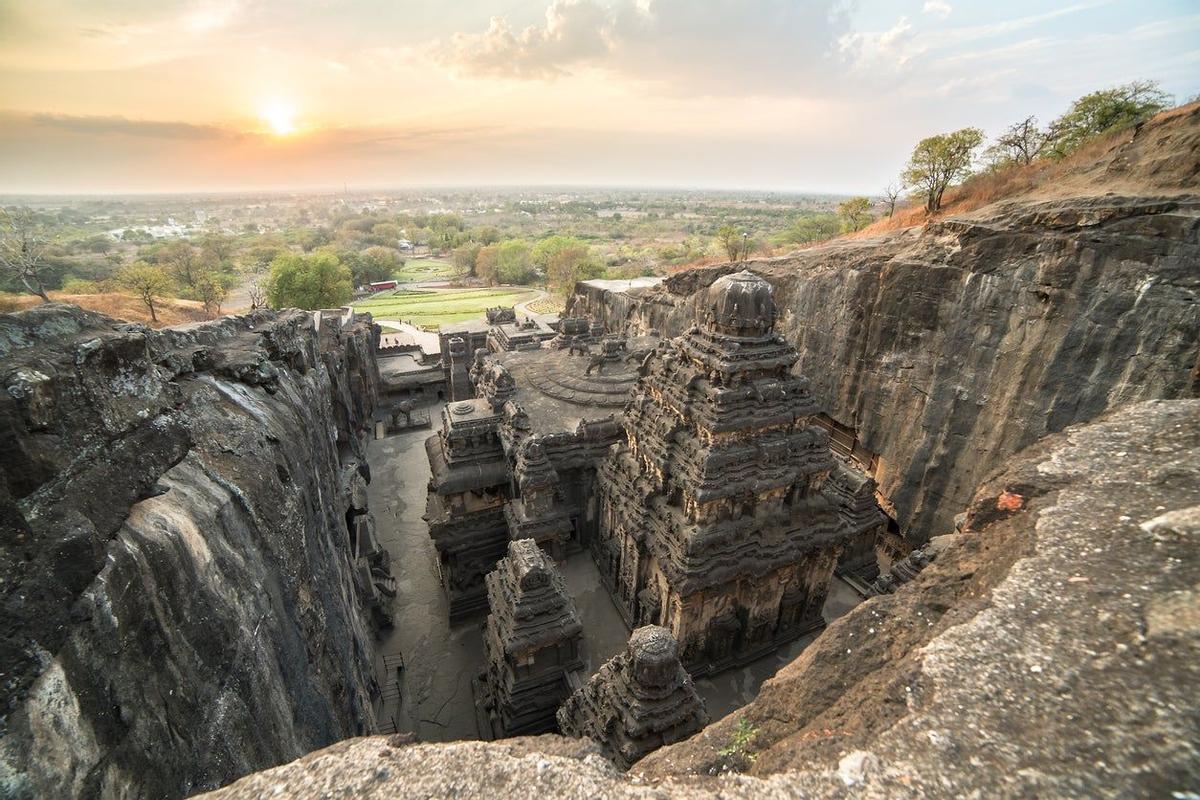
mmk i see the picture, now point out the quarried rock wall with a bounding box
[0,305,382,799]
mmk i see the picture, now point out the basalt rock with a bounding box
[0,304,384,799]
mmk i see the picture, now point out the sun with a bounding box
[259,102,296,136]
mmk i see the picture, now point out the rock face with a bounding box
[0,304,384,799]
[196,398,1200,799]
[569,107,1200,542]
[557,626,708,769]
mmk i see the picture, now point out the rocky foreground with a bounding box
[200,398,1200,799]
[0,306,381,798]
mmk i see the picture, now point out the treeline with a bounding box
[767,79,1182,248]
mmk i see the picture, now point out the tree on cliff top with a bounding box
[116,262,173,323]
[902,127,984,213]
[1044,80,1171,158]
[984,115,1049,169]
[0,208,52,302]
[837,197,874,232]
[267,252,352,310]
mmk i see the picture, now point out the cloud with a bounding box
[441,0,612,79]
[30,113,236,141]
[435,0,851,95]
[922,1,952,19]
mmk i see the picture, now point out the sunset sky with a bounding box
[1,0,1197,195]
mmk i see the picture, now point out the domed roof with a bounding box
[703,270,776,337]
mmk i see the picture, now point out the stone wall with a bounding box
[0,305,382,799]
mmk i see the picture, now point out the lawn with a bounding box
[351,287,536,329]
[394,257,460,283]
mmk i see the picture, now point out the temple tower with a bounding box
[505,436,573,560]
[475,539,584,738]
[594,270,846,675]
[556,625,707,769]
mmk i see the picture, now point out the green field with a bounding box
[394,257,460,283]
[352,287,535,329]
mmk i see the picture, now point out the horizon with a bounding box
[2,0,1198,195]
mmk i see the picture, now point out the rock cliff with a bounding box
[0,305,383,798]
[198,397,1200,799]
[569,106,1200,540]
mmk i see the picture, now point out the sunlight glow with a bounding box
[259,102,297,136]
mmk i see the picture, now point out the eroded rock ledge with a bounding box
[200,399,1200,799]
[0,305,382,799]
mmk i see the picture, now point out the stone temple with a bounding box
[476,539,584,738]
[557,625,708,769]
[424,272,884,680]
[595,271,851,673]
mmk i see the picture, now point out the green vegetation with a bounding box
[267,251,353,310]
[717,718,760,768]
[902,127,985,213]
[351,287,536,329]
[1044,80,1171,158]
[115,262,172,322]
[837,196,873,232]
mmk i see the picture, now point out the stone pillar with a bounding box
[557,625,708,769]
[447,336,470,401]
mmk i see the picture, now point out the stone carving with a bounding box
[557,626,708,769]
[594,271,849,675]
[505,436,573,559]
[486,306,518,325]
[476,539,584,738]
[423,397,512,620]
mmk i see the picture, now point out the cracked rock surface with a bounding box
[1,305,381,799]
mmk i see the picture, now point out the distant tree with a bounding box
[715,224,751,261]
[533,235,605,296]
[116,261,172,322]
[199,234,236,265]
[452,242,482,278]
[0,208,52,302]
[267,252,352,310]
[984,115,1049,169]
[194,271,231,317]
[246,272,268,310]
[83,234,114,254]
[351,246,401,285]
[494,240,536,285]
[473,225,502,245]
[901,127,985,213]
[882,182,902,217]
[476,244,500,285]
[837,197,874,232]
[1045,80,1172,158]
[776,213,841,245]
[160,241,211,290]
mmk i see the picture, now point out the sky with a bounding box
[0,0,1197,195]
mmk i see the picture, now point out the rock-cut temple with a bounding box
[423,270,888,682]
[595,271,851,673]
